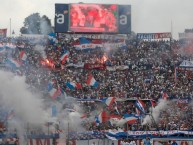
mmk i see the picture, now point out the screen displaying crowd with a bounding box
[70,4,118,32]
[0,34,192,135]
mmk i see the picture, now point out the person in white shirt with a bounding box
[129,139,136,145]
[120,140,126,145]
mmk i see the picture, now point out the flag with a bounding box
[177,99,189,104]
[47,81,55,91]
[95,111,108,123]
[48,87,61,100]
[135,100,145,114]
[60,50,69,62]
[114,106,120,114]
[86,74,99,88]
[135,108,141,116]
[162,92,169,100]
[48,33,58,44]
[108,114,121,125]
[19,51,27,61]
[66,82,82,90]
[6,58,22,69]
[123,114,139,124]
[101,97,116,106]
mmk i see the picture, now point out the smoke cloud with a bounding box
[142,99,168,125]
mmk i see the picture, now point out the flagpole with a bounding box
[126,123,129,140]
[171,20,173,39]
[10,18,12,38]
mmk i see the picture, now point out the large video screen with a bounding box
[69,4,118,33]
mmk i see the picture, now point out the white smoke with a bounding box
[40,17,52,35]
[142,99,168,125]
[34,44,47,59]
[0,70,48,125]
[0,70,50,144]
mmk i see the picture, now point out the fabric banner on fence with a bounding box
[73,37,126,51]
[84,63,106,70]
[107,130,193,139]
[137,33,172,39]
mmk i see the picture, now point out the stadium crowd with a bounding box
[0,35,193,133]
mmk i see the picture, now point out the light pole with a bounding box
[10,18,12,37]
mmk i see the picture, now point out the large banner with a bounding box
[118,5,131,34]
[55,4,131,34]
[137,33,172,39]
[0,29,7,37]
[72,37,126,51]
[59,34,127,40]
[55,4,69,33]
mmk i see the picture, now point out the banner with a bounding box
[107,130,193,139]
[55,4,69,33]
[137,33,172,39]
[84,63,106,70]
[0,29,7,37]
[73,37,126,51]
[59,34,127,40]
[55,4,131,34]
[118,5,131,34]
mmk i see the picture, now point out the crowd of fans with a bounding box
[0,34,193,134]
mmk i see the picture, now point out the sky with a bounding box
[0,0,193,39]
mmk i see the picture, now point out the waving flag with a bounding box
[95,111,108,124]
[135,100,145,114]
[66,82,82,90]
[135,108,141,116]
[48,33,58,44]
[101,97,116,106]
[108,114,121,125]
[86,74,99,88]
[19,51,27,61]
[60,50,69,62]
[49,88,61,100]
[47,81,54,91]
[6,58,22,69]
[123,114,139,124]
[47,83,61,100]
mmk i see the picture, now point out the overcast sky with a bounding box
[1,0,193,39]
